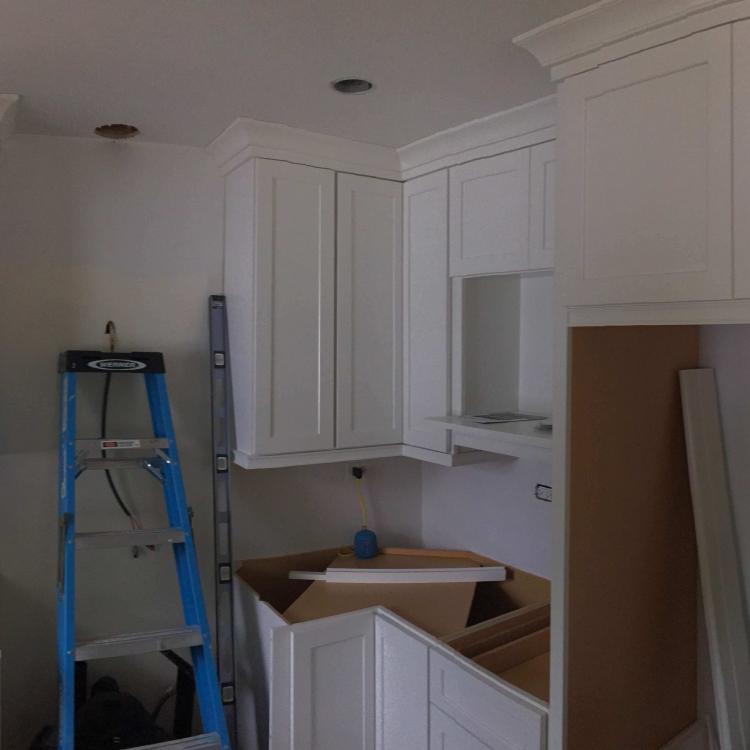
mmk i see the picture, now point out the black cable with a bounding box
[101,371,132,520]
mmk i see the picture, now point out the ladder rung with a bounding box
[127,734,221,750]
[75,528,185,549]
[76,626,203,661]
[82,457,158,470]
[76,437,169,452]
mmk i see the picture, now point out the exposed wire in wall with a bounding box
[101,320,148,556]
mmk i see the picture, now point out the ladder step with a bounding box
[126,734,221,750]
[75,528,185,549]
[82,457,158,470]
[76,437,169,452]
[76,626,203,661]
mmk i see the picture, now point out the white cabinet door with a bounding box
[429,706,496,750]
[255,159,336,455]
[337,174,403,447]
[528,141,556,271]
[734,20,750,298]
[429,650,545,750]
[449,150,531,276]
[557,26,732,305]
[375,615,429,750]
[403,171,451,453]
[271,611,375,750]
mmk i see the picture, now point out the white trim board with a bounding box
[208,96,557,182]
[0,95,19,144]
[207,116,402,179]
[680,369,750,750]
[513,0,746,80]
[288,566,507,584]
[397,96,557,181]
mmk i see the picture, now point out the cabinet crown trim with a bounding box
[207,116,403,179]
[514,0,742,77]
[208,96,557,181]
[397,95,556,180]
[0,94,19,145]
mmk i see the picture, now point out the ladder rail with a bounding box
[145,372,230,750]
[57,372,77,750]
[57,353,231,750]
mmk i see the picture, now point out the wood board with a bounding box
[283,580,476,638]
[567,326,699,750]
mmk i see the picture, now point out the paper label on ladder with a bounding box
[100,439,141,449]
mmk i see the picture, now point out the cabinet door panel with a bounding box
[403,171,451,453]
[557,26,732,305]
[429,706,496,750]
[271,611,375,750]
[255,159,335,454]
[429,650,545,750]
[528,141,556,271]
[375,615,428,750]
[337,174,402,447]
[449,151,531,276]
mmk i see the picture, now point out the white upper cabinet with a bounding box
[734,20,750,299]
[556,26,733,306]
[449,150,531,276]
[337,174,403,447]
[403,171,451,454]
[528,141,556,271]
[225,159,336,458]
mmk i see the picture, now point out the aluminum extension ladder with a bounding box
[57,350,230,750]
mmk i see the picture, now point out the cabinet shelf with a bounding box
[426,416,552,461]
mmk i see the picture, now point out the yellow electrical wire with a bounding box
[355,477,369,528]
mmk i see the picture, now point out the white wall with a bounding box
[421,456,552,578]
[231,458,422,561]
[0,135,424,748]
[0,134,225,748]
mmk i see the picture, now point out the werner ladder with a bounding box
[57,350,230,750]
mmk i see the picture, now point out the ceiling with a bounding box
[0,1,593,149]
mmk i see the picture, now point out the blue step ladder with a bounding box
[57,350,230,750]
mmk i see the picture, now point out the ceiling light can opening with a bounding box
[95,123,140,140]
[332,78,373,94]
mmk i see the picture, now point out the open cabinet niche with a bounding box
[429,270,554,458]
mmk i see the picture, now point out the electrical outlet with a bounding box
[535,484,552,502]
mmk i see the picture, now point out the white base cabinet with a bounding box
[270,608,547,750]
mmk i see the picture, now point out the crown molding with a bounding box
[514,0,744,79]
[0,95,19,145]
[397,96,556,181]
[207,117,402,180]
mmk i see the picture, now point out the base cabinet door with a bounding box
[403,170,451,453]
[557,26,732,305]
[375,615,429,750]
[271,611,375,750]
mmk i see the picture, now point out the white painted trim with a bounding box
[209,96,557,181]
[398,96,557,181]
[288,566,508,584]
[233,444,403,470]
[567,299,750,328]
[513,0,744,77]
[208,116,403,179]
[399,444,500,467]
[660,718,713,750]
[680,370,750,750]
[0,95,19,144]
